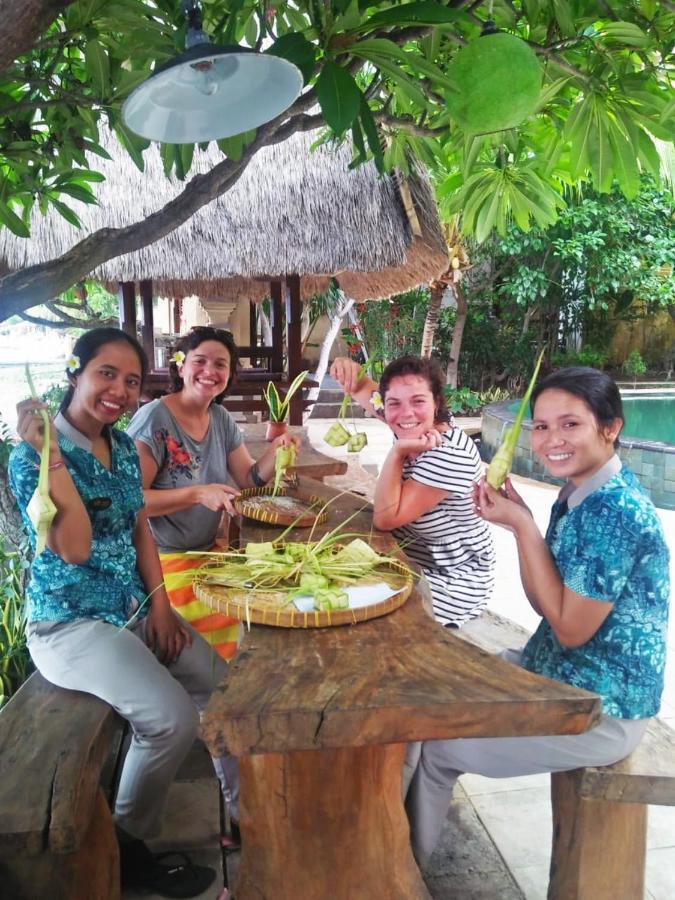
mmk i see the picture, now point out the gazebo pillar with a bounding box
[139,279,155,368]
[270,280,284,375]
[285,274,303,426]
[118,281,137,339]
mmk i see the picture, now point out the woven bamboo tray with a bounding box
[233,486,329,528]
[194,562,413,628]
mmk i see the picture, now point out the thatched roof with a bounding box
[0,128,447,303]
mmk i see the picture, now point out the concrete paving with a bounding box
[127,415,675,899]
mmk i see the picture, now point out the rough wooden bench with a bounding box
[459,610,675,900]
[0,671,124,900]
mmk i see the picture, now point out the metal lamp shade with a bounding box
[122,45,303,143]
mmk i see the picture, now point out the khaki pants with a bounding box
[28,615,238,839]
[404,650,648,868]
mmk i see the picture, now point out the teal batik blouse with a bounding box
[9,414,147,628]
[521,458,670,719]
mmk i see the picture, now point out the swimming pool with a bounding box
[481,391,675,510]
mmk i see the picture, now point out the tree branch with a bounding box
[0,0,74,74]
[0,91,319,317]
[374,113,446,139]
[19,307,117,329]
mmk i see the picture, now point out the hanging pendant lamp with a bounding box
[121,1,303,144]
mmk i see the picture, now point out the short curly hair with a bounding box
[379,355,450,424]
[169,326,239,405]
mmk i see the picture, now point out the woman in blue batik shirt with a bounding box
[9,327,224,898]
[404,366,670,868]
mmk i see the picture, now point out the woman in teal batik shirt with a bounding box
[404,366,669,869]
[9,327,225,898]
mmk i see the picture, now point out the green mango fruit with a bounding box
[446,32,542,134]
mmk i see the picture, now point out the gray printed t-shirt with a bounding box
[127,399,243,552]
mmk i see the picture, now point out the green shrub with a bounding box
[551,346,609,369]
[0,541,31,709]
[622,349,647,386]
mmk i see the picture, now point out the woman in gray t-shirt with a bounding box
[127,326,297,661]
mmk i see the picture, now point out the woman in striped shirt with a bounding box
[330,355,495,626]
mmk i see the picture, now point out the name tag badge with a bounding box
[89,496,112,511]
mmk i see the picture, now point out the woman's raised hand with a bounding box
[473,477,531,531]
[196,483,241,514]
[330,357,363,394]
[16,398,60,458]
[394,429,443,460]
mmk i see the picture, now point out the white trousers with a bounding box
[27,615,238,839]
[403,651,648,868]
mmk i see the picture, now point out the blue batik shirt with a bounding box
[9,413,147,628]
[521,456,670,719]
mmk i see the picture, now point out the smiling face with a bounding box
[531,388,622,485]
[383,374,437,440]
[67,341,143,434]
[177,339,232,403]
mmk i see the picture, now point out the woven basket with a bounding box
[233,486,329,527]
[195,561,413,628]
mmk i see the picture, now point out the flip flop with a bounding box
[120,840,216,899]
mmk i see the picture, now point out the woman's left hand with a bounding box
[394,429,443,460]
[145,600,192,664]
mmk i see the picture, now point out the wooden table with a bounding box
[239,422,348,482]
[199,479,601,900]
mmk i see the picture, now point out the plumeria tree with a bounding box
[1,0,673,319]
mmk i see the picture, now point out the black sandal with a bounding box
[121,840,216,898]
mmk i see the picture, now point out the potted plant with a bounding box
[263,370,309,441]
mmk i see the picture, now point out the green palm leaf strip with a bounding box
[24,365,57,555]
[486,349,545,490]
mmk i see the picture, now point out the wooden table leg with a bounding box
[549,769,647,899]
[234,743,430,900]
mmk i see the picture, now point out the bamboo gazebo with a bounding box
[1,128,447,422]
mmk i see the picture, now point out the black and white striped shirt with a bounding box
[394,429,495,626]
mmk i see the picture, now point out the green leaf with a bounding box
[217,133,247,162]
[350,117,367,166]
[56,183,99,205]
[316,61,361,134]
[599,22,650,48]
[244,14,258,47]
[508,185,534,231]
[475,187,501,242]
[606,120,640,198]
[356,2,462,33]
[551,0,576,37]
[0,200,30,237]
[221,0,246,44]
[160,142,176,179]
[267,33,316,84]
[115,126,147,171]
[84,39,110,97]
[81,137,113,161]
[587,111,613,193]
[359,97,384,172]
[364,55,427,108]
[179,143,194,179]
[565,97,594,179]
[635,127,661,178]
[49,198,82,228]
